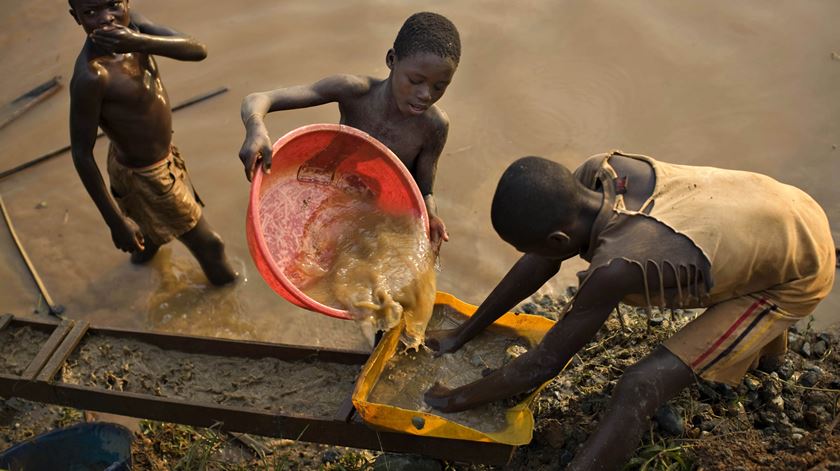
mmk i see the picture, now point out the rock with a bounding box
[812,340,828,357]
[769,396,785,411]
[521,302,538,314]
[537,296,553,308]
[792,433,804,442]
[801,342,812,357]
[648,315,664,327]
[799,371,821,387]
[538,310,559,321]
[374,453,441,471]
[788,332,804,353]
[758,379,781,402]
[804,411,823,428]
[743,377,760,391]
[776,360,794,380]
[321,450,340,463]
[654,404,684,436]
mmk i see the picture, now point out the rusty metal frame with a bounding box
[0,316,516,464]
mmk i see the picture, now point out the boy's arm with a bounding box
[89,11,207,61]
[424,260,634,412]
[69,67,144,253]
[238,75,369,181]
[426,253,562,353]
[416,114,450,252]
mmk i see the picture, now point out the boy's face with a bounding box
[69,0,130,35]
[387,50,457,116]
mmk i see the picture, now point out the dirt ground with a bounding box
[2,294,838,470]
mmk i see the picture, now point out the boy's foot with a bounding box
[130,243,160,264]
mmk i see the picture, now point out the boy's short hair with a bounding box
[393,12,461,65]
[491,157,582,247]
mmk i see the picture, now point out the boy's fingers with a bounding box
[261,145,273,174]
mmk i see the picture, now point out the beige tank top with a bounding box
[574,151,834,314]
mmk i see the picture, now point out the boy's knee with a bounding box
[612,363,664,416]
[201,231,225,256]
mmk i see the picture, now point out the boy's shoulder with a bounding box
[70,47,109,97]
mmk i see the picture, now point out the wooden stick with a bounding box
[0,86,229,180]
[0,195,65,316]
[0,76,62,130]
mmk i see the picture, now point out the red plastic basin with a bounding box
[246,124,429,319]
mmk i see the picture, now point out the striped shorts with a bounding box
[663,295,801,385]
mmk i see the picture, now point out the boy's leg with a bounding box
[568,346,695,471]
[178,216,238,285]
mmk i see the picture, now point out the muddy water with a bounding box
[369,305,530,433]
[298,196,436,349]
[0,0,838,351]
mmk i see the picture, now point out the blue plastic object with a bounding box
[0,422,133,471]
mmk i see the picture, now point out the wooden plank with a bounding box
[36,320,89,382]
[81,326,371,365]
[0,76,61,130]
[0,313,12,332]
[21,320,72,380]
[334,392,357,422]
[24,382,515,464]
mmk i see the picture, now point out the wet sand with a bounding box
[0,0,838,350]
[60,333,359,418]
[0,326,49,376]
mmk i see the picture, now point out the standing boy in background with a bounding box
[69,0,237,285]
[238,12,460,253]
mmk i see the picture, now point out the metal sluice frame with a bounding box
[0,314,515,464]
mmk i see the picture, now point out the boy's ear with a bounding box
[547,230,571,245]
[385,48,396,70]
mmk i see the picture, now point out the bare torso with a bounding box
[338,79,443,175]
[77,44,173,167]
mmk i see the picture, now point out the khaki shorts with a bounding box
[107,145,203,246]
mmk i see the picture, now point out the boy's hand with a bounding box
[423,382,458,412]
[425,328,464,354]
[90,25,148,53]
[110,217,145,253]
[429,215,449,254]
[238,119,273,182]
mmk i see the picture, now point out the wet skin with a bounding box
[423,155,696,470]
[239,50,457,252]
[68,0,236,285]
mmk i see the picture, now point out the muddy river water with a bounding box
[0,1,838,351]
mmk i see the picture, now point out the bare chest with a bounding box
[100,54,168,112]
[341,110,425,170]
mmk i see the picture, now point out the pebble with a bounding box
[521,302,538,314]
[411,416,425,430]
[743,377,760,391]
[35,201,48,209]
[654,404,684,436]
[769,396,785,411]
[799,371,821,387]
[788,332,804,353]
[792,433,804,441]
[648,315,664,327]
[321,450,340,463]
[812,341,827,357]
[801,342,812,357]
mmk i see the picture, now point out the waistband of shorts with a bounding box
[108,144,174,171]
